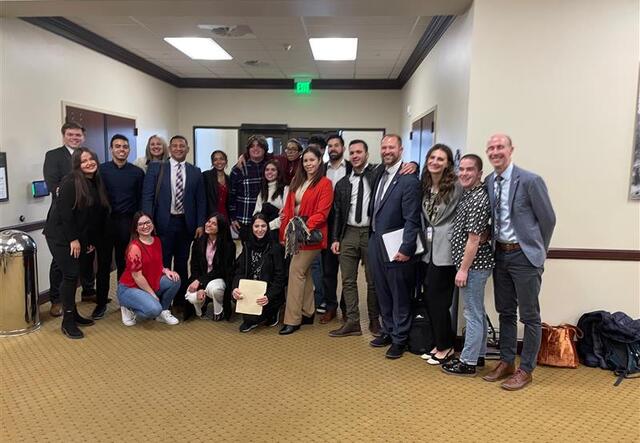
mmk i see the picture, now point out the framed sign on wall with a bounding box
[630,68,640,200]
[0,152,8,202]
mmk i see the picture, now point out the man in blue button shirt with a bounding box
[93,134,144,319]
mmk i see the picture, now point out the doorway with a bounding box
[410,110,435,168]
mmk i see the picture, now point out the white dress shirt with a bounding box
[347,165,371,227]
[376,160,402,204]
[326,158,348,188]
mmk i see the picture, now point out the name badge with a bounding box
[426,226,433,242]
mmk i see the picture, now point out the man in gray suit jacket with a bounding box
[482,134,556,390]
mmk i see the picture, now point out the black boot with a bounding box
[61,312,84,339]
[74,308,95,326]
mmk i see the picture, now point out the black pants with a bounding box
[48,247,94,304]
[242,291,284,325]
[95,213,132,306]
[46,238,82,313]
[424,261,457,350]
[321,247,345,311]
[159,215,192,304]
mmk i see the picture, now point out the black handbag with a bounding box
[301,216,323,245]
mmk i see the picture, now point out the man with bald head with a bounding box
[482,134,555,390]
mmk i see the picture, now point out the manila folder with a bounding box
[235,279,267,316]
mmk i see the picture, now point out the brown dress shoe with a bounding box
[49,302,63,317]
[368,318,382,337]
[329,321,362,337]
[501,368,533,391]
[482,360,516,382]
[319,308,337,324]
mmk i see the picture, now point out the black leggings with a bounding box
[424,262,456,350]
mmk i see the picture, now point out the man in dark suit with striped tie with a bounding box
[142,135,206,320]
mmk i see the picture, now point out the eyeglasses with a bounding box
[137,220,153,227]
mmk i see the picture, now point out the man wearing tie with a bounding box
[142,135,206,320]
[367,134,421,359]
[329,140,381,337]
[43,122,96,317]
[482,133,556,390]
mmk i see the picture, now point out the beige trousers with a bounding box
[284,249,320,325]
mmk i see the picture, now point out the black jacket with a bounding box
[189,235,236,290]
[202,169,231,218]
[232,241,286,302]
[44,175,108,248]
[331,164,381,243]
[43,146,72,199]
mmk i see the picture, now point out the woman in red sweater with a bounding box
[279,146,333,335]
[117,211,181,326]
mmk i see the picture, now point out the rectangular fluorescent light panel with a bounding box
[309,38,357,61]
[164,37,232,60]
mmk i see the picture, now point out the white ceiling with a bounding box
[5,0,472,80]
[66,15,430,79]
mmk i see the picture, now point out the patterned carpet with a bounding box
[1,286,639,442]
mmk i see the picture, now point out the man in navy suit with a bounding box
[367,134,421,359]
[481,133,556,390]
[142,135,206,320]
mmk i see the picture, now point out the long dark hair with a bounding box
[129,211,156,241]
[260,159,285,202]
[69,147,110,210]
[289,146,324,193]
[204,212,232,247]
[420,144,457,204]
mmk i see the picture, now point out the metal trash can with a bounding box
[0,230,41,336]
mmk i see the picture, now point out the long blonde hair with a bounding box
[144,135,169,164]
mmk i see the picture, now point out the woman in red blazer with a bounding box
[279,146,333,335]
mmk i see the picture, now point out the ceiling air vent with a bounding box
[244,60,271,68]
[198,24,255,39]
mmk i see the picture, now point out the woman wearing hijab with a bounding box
[232,213,286,332]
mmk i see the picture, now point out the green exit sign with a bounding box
[295,80,311,94]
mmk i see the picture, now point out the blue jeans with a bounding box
[117,276,180,319]
[460,269,492,365]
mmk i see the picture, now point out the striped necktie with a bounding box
[175,162,184,213]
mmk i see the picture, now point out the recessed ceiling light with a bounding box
[164,37,232,60]
[309,38,357,61]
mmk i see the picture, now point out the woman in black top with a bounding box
[202,150,231,224]
[184,213,236,321]
[232,213,286,333]
[44,147,110,339]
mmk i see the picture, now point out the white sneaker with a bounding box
[184,291,203,317]
[120,306,136,326]
[156,309,179,325]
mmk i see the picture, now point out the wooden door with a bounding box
[66,106,106,162]
[105,114,137,162]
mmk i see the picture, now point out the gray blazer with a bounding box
[422,181,463,266]
[486,164,556,268]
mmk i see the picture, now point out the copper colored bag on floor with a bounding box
[537,323,583,368]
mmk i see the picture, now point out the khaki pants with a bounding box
[284,249,320,325]
[339,226,379,323]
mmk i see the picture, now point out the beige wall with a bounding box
[402,0,640,327]
[465,0,640,320]
[400,6,473,160]
[177,88,402,164]
[0,18,178,291]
